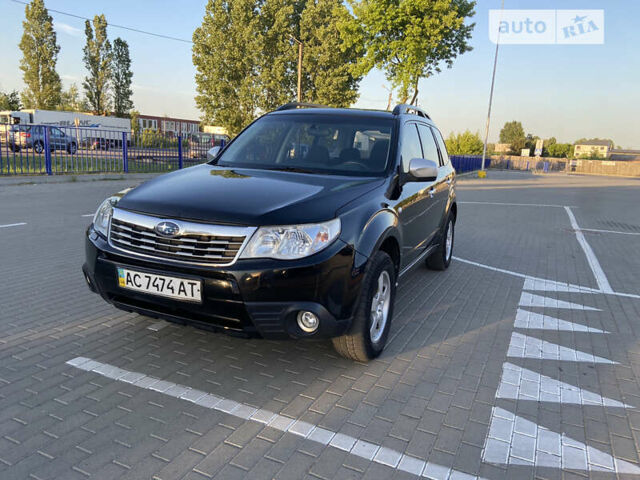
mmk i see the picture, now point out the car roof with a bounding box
[267,107,394,120]
[267,104,435,126]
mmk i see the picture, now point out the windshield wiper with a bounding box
[267,166,317,174]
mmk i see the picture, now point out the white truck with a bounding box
[0,110,130,131]
[0,110,131,151]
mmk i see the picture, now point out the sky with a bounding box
[0,0,638,148]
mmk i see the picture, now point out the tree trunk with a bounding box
[409,81,419,105]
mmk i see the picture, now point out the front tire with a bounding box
[34,141,44,154]
[426,214,454,271]
[332,251,396,361]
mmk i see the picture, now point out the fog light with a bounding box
[297,311,319,333]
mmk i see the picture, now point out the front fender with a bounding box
[352,209,400,271]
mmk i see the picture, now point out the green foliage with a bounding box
[0,89,22,110]
[58,84,88,111]
[192,0,363,136]
[130,110,140,137]
[546,142,571,158]
[18,0,62,109]
[112,38,134,117]
[299,0,362,107]
[193,0,263,136]
[499,120,526,154]
[345,0,476,103]
[137,129,185,148]
[83,14,112,115]
[445,130,483,155]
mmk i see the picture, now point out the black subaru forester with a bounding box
[83,103,457,361]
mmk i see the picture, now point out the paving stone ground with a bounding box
[1,171,639,479]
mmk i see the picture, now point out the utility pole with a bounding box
[481,0,505,176]
[291,36,303,103]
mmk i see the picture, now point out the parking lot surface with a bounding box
[1,171,640,480]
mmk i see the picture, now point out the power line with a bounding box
[9,0,193,44]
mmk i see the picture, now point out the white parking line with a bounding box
[65,357,478,479]
[564,207,614,294]
[496,362,631,408]
[0,222,27,229]
[453,256,640,300]
[81,214,94,217]
[581,227,640,236]
[459,201,573,208]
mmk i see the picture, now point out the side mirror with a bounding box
[408,158,438,181]
[207,146,221,161]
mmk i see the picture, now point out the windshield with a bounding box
[215,114,393,176]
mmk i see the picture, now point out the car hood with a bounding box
[117,164,385,226]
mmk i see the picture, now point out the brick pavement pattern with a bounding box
[1,171,639,479]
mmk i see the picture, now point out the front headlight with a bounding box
[241,218,341,260]
[92,196,119,237]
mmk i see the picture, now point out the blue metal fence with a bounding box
[450,155,489,173]
[2,125,488,177]
[0,124,225,175]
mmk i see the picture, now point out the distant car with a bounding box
[90,137,124,151]
[17,125,77,154]
[188,133,230,159]
[0,124,27,152]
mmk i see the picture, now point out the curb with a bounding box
[0,172,161,187]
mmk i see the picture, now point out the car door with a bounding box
[415,123,448,242]
[50,127,65,150]
[430,126,455,226]
[394,122,438,269]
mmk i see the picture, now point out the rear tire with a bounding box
[426,214,454,271]
[67,142,77,155]
[332,251,396,362]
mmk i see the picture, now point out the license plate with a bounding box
[117,268,202,303]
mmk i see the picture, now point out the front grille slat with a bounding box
[108,209,253,266]
[111,232,230,253]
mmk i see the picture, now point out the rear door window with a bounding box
[416,124,440,166]
[431,127,450,166]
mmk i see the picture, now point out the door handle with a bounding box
[428,188,435,198]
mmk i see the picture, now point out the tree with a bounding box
[193,0,263,136]
[546,143,571,158]
[18,0,62,109]
[193,0,365,136]
[112,38,134,117]
[445,130,483,155]
[499,120,526,154]
[345,0,476,104]
[58,84,87,111]
[0,89,22,110]
[130,110,140,138]
[298,0,362,107]
[83,14,112,115]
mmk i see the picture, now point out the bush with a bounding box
[445,130,484,155]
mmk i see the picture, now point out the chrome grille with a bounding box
[108,208,255,266]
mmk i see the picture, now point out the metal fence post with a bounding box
[178,134,183,169]
[122,132,129,173]
[44,126,52,175]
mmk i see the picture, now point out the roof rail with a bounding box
[275,102,329,111]
[392,104,430,119]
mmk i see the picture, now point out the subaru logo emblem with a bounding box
[155,221,180,237]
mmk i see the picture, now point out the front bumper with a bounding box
[83,227,363,339]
